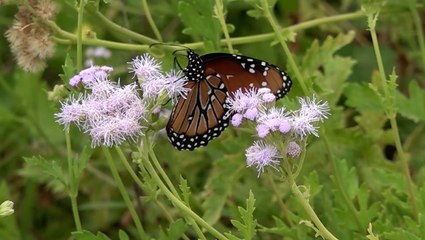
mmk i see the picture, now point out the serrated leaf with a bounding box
[72,230,111,240]
[344,83,384,111]
[383,230,421,240]
[178,0,221,50]
[357,184,380,228]
[302,31,356,103]
[22,156,68,191]
[178,175,191,205]
[228,191,257,239]
[158,219,186,240]
[59,54,76,84]
[395,81,425,122]
[331,159,358,200]
[303,171,323,197]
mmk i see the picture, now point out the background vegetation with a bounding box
[1,0,425,239]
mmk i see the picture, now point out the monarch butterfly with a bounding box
[166,49,292,150]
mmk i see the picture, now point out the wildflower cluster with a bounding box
[227,89,330,176]
[5,0,57,72]
[56,54,188,148]
[56,67,146,147]
[128,53,189,102]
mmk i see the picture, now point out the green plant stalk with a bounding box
[143,158,227,240]
[410,7,425,70]
[141,0,163,42]
[321,131,364,231]
[265,175,294,227]
[102,147,147,239]
[65,131,82,231]
[86,7,158,44]
[76,0,85,71]
[261,0,308,95]
[369,16,419,222]
[282,159,338,240]
[142,141,206,240]
[114,146,194,240]
[214,0,234,53]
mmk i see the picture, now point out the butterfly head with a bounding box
[184,49,204,82]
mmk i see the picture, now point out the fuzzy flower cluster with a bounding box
[56,67,146,147]
[128,53,189,101]
[5,0,58,72]
[69,66,113,87]
[227,88,276,127]
[230,90,330,176]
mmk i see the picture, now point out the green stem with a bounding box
[410,7,425,70]
[65,131,82,231]
[368,15,419,222]
[143,158,227,240]
[283,158,338,240]
[148,147,181,198]
[261,0,308,95]
[76,0,85,71]
[141,0,163,42]
[86,8,158,44]
[214,0,234,53]
[102,148,147,239]
[142,140,206,239]
[389,117,419,221]
[289,178,339,240]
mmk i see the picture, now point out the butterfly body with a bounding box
[166,50,292,150]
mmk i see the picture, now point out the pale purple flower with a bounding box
[163,70,189,100]
[258,88,276,102]
[128,53,161,79]
[55,95,86,129]
[69,66,114,86]
[256,107,291,138]
[56,75,146,147]
[141,70,188,101]
[289,96,330,139]
[231,113,243,127]
[246,141,280,176]
[298,95,330,121]
[286,141,301,158]
[227,87,275,125]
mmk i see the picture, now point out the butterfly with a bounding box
[166,49,292,150]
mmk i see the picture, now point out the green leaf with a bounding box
[395,81,425,122]
[344,83,384,111]
[227,191,257,239]
[178,175,191,205]
[72,230,111,240]
[357,184,380,228]
[301,31,356,103]
[118,230,129,240]
[331,159,358,200]
[59,54,76,85]
[22,157,68,193]
[178,0,221,50]
[158,219,186,240]
[303,171,323,198]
